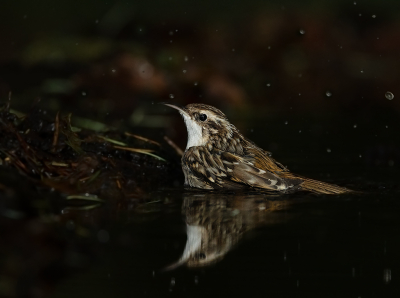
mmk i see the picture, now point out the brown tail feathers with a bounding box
[299,177,352,194]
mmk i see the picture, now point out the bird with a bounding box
[165,103,352,194]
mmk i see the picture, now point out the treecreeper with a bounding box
[165,103,352,194]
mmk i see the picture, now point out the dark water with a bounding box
[50,156,400,298]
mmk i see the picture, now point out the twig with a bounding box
[163,136,183,156]
[124,132,161,146]
[6,91,11,111]
[113,145,166,161]
[52,111,60,152]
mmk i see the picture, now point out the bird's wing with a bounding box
[183,146,295,191]
[244,145,289,173]
[245,146,350,194]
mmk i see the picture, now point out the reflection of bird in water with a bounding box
[164,192,292,269]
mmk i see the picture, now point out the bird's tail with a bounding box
[300,177,352,194]
[284,174,352,194]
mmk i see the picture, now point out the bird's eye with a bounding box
[199,113,207,121]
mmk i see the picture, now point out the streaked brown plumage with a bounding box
[165,103,352,194]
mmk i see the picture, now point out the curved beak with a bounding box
[163,103,190,117]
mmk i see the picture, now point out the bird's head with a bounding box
[165,103,234,149]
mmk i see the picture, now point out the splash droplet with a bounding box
[327,148,331,153]
[385,92,394,100]
[299,29,305,35]
[169,94,174,99]
[325,91,332,97]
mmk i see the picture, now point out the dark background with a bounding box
[1,0,399,163]
[1,0,399,118]
[0,1,399,297]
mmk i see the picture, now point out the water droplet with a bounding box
[327,148,331,153]
[168,57,172,61]
[385,92,394,100]
[360,70,364,73]
[353,1,356,4]
[169,94,174,99]
[194,276,199,285]
[325,91,332,97]
[182,69,187,73]
[184,56,188,62]
[372,15,376,18]
[169,30,174,36]
[111,69,116,73]
[95,19,99,24]
[194,82,198,86]
[232,48,235,52]
[354,124,357,128]
[298,93,301,96]
[268,46,271,50]
[299,29,305,35]
[266,83,271,87]
[359,154,362,158]
[299,130,301,133]
[170,277,175,286]
[285,121,288,125]
[82,91,86,96]
[388,160,394,167]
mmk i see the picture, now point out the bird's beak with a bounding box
[163,103,190,117]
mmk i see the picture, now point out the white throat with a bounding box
[181,113,203,149]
